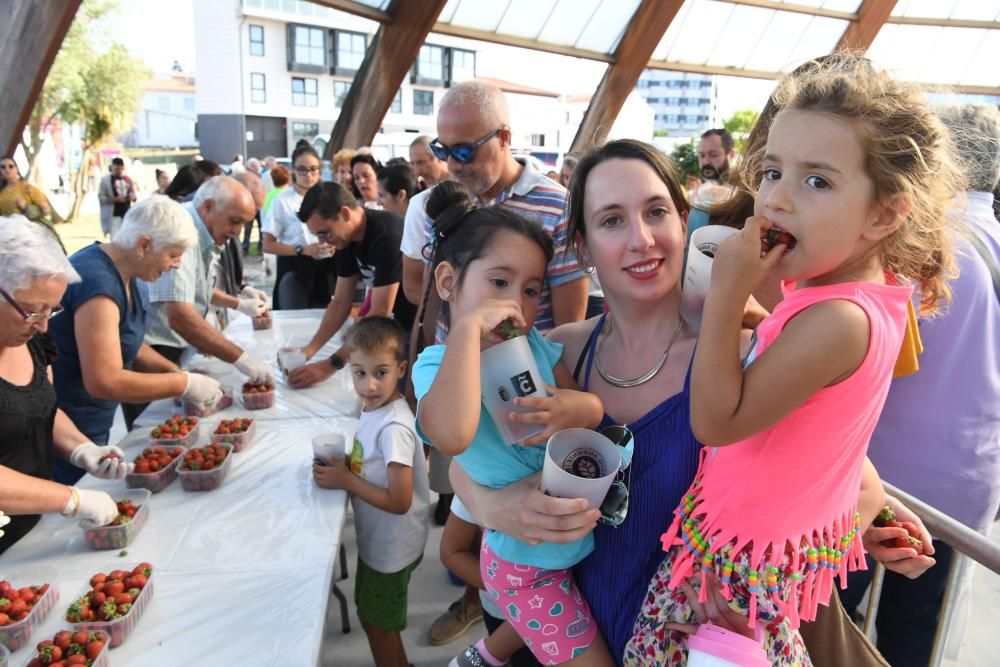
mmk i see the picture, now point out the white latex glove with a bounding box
[234,352,275,385]
[68,442,132,479]
[240,285,269,305]
[180,371,223,405]
[75,489,120,528]
[236,297,267,317]
[0,511,10,538]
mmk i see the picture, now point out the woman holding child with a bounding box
[451,56,943,665]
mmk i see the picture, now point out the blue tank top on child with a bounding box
[572,314,702,663]
[50,243,149,443]
[412,327,593,570]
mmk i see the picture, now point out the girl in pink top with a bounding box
[624,59,964,666]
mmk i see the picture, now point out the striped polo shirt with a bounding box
[400,157,583,333]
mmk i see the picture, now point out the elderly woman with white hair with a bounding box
[48,196,223,484]
[0,216,121,556]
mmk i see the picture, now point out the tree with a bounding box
[19,0,148,222]
[722,109,758,153]
[669,141,699,181]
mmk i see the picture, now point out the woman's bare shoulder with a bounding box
[546,317,601,365]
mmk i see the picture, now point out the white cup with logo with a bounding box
[480,336,548,445]
[680,225,741,331]
[312,433,346,466]
[540,428,620,508]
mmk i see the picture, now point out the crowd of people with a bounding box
[1,56,999,667]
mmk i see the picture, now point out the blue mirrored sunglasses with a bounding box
[430,128,502,164]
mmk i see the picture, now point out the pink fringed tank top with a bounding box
[661,276,912,628]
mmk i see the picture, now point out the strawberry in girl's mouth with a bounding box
[761,226,797,252]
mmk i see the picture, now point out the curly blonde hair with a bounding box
[744,56,963,315]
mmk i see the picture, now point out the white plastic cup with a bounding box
[312,433,346,466]
[680,225,741,331]
[687,623,770,667]
[479,336,548,445]
[316,243,334,259]
[540,428,620,508]
[278,347,307,378]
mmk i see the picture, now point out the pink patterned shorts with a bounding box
[480,539,598,665]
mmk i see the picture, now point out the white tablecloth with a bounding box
[0,311,360,665]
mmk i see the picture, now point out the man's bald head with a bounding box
[233,170,267,210]
[193,176,256,245]
[439,80,509,128]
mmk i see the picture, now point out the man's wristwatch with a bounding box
[328,353,345,370]
[294,244,303,256]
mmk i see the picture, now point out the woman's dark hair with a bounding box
[385,156,410,168]
[418,181,554,330]
[164,159,221,201]
[155,168,166,179]
[292,140,320,167]
[377,163,416,200]
[269,164,290,188]
[350,153,382,173]
[566,139,690,255]
[0,156,20,189]
[297,182,358,223]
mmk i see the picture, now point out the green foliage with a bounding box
[722,109,758,152]
[669,141,699,180]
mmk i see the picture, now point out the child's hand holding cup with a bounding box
[312,433,347,467]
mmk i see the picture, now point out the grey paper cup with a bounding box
[680,224,741,331]
[480,336,548,445]
[541,428,621,508]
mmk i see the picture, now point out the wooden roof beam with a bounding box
[836,0,898,52]
[324,0,448,156]
[570,0,685,154]
[1,0,82,156]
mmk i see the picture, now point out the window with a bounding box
[637,80,649,89]
[249,25,264,56]
[288,24,325,73]
[292,121,319,140]
[158,96,170,111]
[251,73,266,104]
[679,98,690,106]
[292,77,318,106]
[530,134,545,147]
[184,97,195,111]
[412,44,444,85]
[678,114,688,123]
[449,48,475,84]
[333,30,366,75]
[390,89,402,114]
[333,80,350,108]
[413,90,433,115]
[701,80,712,88]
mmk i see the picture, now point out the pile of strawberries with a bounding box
[873,506,925,554]
[65,565,151,625]
[25,630,108,666]
[132,447,182,474]
[215,417,253,435]
[0,580,50,626]
[107,500,138,527]
[181,445,230,472]
[149,415,198,441]
[242,382,275,410]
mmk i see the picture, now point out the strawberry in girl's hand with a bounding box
[498,318,522,340]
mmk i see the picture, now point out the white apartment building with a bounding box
[121,71,198,148]
[636,70,717,138]
[194,0,480,161]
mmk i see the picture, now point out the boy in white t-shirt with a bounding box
[313,316,430,667]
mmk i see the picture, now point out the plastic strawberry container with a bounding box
[81,489,151,551]
[125,445,185,493]
[178,443,234,491]
[252,311,272,330]
[148,417,199,448]
[183,384,234,418]
[241,384,275,410]
[0,572,59,652]
[210,418,256,452]
[68,567,154,648]
[19,629,110,667]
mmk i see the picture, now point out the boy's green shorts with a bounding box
[355,555,422,631]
